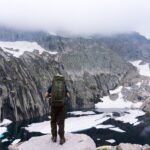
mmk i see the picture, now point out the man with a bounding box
[44,74,70,145]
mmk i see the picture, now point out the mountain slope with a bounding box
[0,38,137,121]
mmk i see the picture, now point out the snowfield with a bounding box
[95,86,143,109]
[24,110,145,134]
[130,60,150,77]
[0,119,12,126]
[0,119,12,137]
[115,109,145,125]
[68,111,96,115]
[0,41,58,57]
[0,127,7,135]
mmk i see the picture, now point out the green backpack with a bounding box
[51,75,65,107]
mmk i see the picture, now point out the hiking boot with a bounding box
[51,136,57,142]
[60,137,66,145]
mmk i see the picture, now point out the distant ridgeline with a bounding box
[1,26,150,121]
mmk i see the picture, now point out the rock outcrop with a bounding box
[8,133,96,150]
[116,143,141,150]
[96,144,150,150]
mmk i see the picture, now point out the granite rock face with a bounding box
[0,49,55,121]
[0,41,137,121]
[0,27,142,121]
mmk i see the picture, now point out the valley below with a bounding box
[0,108,150,150]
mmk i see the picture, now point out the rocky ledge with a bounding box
[8,133,96,150]
[97,143,150,150]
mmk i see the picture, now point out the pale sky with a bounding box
[0,0,150,38]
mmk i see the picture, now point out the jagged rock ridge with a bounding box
[0,41,137,121]
[1,27,148,121]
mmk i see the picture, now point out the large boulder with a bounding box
[10,133,96,150]
[116,143,141,150]
[96,145,113,150]
[142,144,150,150]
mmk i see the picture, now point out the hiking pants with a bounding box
[51,105,66,138]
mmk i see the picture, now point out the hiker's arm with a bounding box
[65,85,70,98]
[44,92,49,98]
[44,86,51,98]
[66,92,70,97]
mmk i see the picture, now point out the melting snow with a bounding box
[11,139,21,145]
[130,60,150,77]
[24,109,144,135]
[68,111,95,115]
[0,41,58,57]
[95,86,143,109]
[115,109,145,125]
[0,127,7,135]
[1,138,9,142]
[109,127,125,133]
[109,86,123,95]
[136,82,142,87]
[106,139,116,143]
[25,114,110,133]
[0,119,12,137]
[95,124,114,129]
[0,119,12,126]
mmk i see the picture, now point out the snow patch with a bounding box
[95,124,114,129]
[125,87,131,90]
[95,86,143,109]
[131,102,143,109]
[136,82,142,87]
[115,109,145,125]
[110,86,123,95]
[134,121,141,126]
[68,111,95,116]
[1,138,9,142]
[0,119,12,126]
[12,139,21,145]
[109,127,125,133]
[0,127,7,135]
[24,121,50,134]
[0,119,12,137]
[0,41,58,57]
[25,114,110,134]
[69,115,110,132]
[106,139,116,143]
[24,110,144,135]
[130,60,150,77]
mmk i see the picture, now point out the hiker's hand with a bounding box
[44,92,49,98]
[67,92,70,98]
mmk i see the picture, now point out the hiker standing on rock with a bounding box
[44,74,70,145]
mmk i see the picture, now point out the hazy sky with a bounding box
[0,0,150,37]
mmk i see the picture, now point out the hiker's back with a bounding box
[51,75,65,107]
